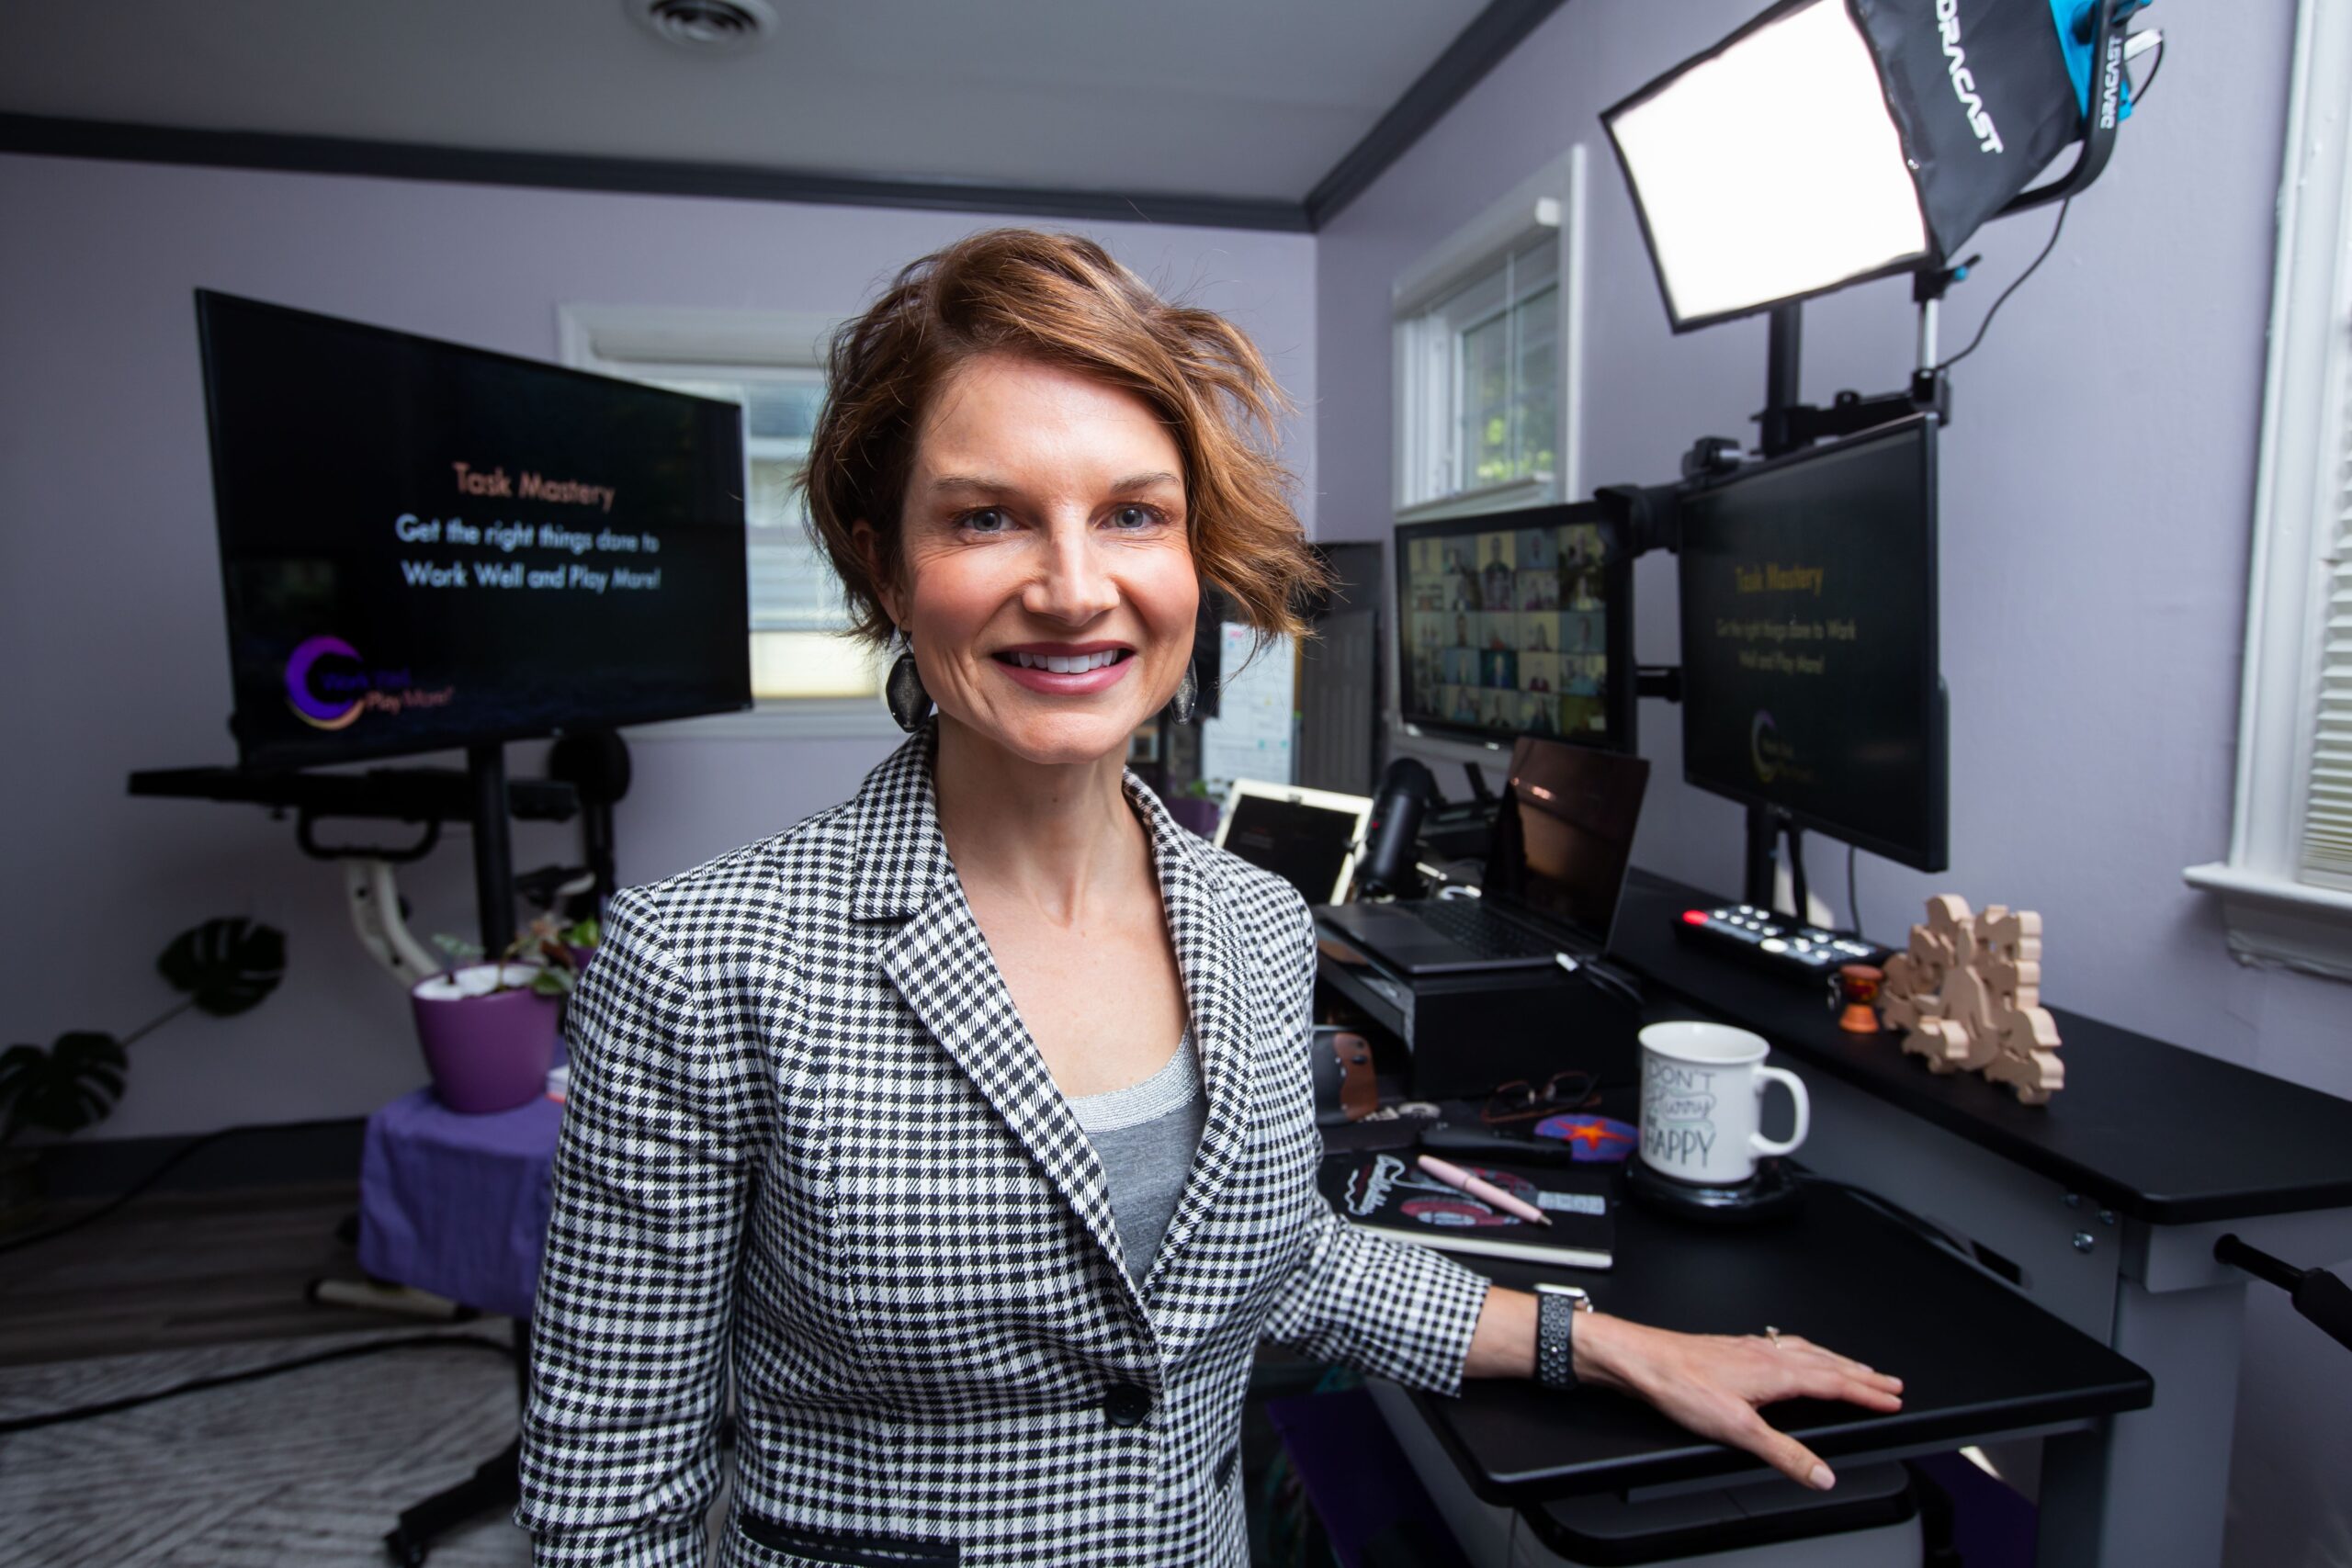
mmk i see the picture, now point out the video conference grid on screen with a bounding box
[1402,520,1611,743]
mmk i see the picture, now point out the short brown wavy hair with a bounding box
[798,227,1329,649]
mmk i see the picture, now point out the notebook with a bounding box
[1317,1151,1615,1270]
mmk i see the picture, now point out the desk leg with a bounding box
[2038,1278,2246,1568]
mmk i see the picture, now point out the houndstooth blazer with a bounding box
[514,727,1494,1566]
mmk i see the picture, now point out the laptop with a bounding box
[1213,779,1374,905]
[1317,738,1650,976]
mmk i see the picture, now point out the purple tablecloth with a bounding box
[357,1061,566,1321]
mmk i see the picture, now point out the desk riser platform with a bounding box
[1315,953,1642,1100]
[1367,1380,1926,1568]
[1638,950,2352,1568]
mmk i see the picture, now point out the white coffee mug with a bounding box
[1637,1021,1811,1185]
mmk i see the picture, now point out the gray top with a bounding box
[1064,1031,1206,1287]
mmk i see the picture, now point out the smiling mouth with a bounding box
[993,648,1134,673]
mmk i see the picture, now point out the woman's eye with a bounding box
[961,508,1011,534]
[1109,505,1159,530]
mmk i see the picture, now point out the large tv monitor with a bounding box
[197,290,752,772]
[1676,415,1948,871]
[1396,502,1635,753]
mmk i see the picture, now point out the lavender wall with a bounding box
[1313,4,2348,1562]
[0,153,1315,1142]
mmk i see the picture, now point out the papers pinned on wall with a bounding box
[1201,623,1295,799]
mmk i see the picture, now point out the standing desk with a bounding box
[1317,868,2352,1567]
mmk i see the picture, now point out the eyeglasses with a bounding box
[1482,1070,1600,1125]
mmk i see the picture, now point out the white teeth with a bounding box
[1011,649,1121,672]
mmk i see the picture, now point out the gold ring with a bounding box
[1765,1325,1784,1348]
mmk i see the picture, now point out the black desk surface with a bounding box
[1413,1172,2152,1503]
[1611,870,2352,1225]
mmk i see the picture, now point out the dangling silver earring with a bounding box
[1168,660,1199,724]
[885,632,932,732]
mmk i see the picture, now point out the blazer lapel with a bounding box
[855,730,1135,1295]
[1122,774,1258,1301]
[851,728,1263,1314]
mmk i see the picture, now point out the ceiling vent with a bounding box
[630,0,777,52]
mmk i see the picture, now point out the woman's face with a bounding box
[873,353,1199,768]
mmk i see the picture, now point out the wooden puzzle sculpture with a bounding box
[1879,896,2064,1104]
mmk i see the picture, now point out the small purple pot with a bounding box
[411,964,560,1114]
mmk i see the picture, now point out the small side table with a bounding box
[357,1068,564,1566]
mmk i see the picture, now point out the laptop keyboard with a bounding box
[1412,897,1559,959]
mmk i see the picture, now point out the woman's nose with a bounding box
[1023,520,1120,625]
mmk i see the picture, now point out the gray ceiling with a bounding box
[0,0,1498,208]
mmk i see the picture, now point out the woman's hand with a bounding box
[1462,1288,1903,1491]
[1573,1311,1904,1490]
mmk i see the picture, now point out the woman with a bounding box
[516,229,1899,1567]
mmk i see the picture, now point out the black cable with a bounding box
[1847,842,1861,939]
[0,1117,354,1257]
[1934,197,2071,373]
[0,1331,515,1435]
[1788,826,1810,925]
[2130,37,2162,104]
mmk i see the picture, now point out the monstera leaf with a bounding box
[0,1032,128,1140]
[156,918,287,1017]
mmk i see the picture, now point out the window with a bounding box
[1451,233,1561,492]
[2183,0,2352,980]
[1388,149,1588,764]
[1393,146,1585,520]
[558,305,897,740]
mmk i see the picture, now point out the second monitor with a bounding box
[1676,415,1948,872]
[1396,502,1635,753]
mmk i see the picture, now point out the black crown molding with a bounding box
[0,0,1569,234]
[1309,0,1573,229]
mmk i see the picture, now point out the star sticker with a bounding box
[1532,1111,1639,1160]
[1557,1119,1632,1151]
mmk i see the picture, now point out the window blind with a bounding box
[2301,378,2352,887]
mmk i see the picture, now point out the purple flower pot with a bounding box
[411,964,560,1114]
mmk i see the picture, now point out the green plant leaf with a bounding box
[156,918,287,1017]
[560,918,601,948]
[0,1032,128,1137]
[529,968,572,997]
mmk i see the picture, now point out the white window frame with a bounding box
[2181,0,2352,981]
[1388,145,1589,764]
[1392,144,1587,522]
[556,302,901,742]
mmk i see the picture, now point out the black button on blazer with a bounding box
[515,728,1492,1566]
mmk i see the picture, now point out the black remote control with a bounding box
[1673,902,1889,986]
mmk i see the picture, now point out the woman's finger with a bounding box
[1784,1339,1905,1394]
[1728,1411,1836,1491]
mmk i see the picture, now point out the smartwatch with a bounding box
[1533,1282,1594,1391]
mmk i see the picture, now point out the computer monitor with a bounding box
[1489,735,1651,950]
[1395,502,1635,752]
[1214,780,1374,904]
[197,290,751,772]
[1675,415,1948,871]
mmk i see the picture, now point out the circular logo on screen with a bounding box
[1750,709,1780,784]
[283,637,454,731]
[285,636,367,730]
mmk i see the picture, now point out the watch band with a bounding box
[1534,1286,1589,1390]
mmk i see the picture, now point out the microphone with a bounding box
[1356,758,1437,898]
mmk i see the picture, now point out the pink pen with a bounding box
[1415,1153,1553,1227]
